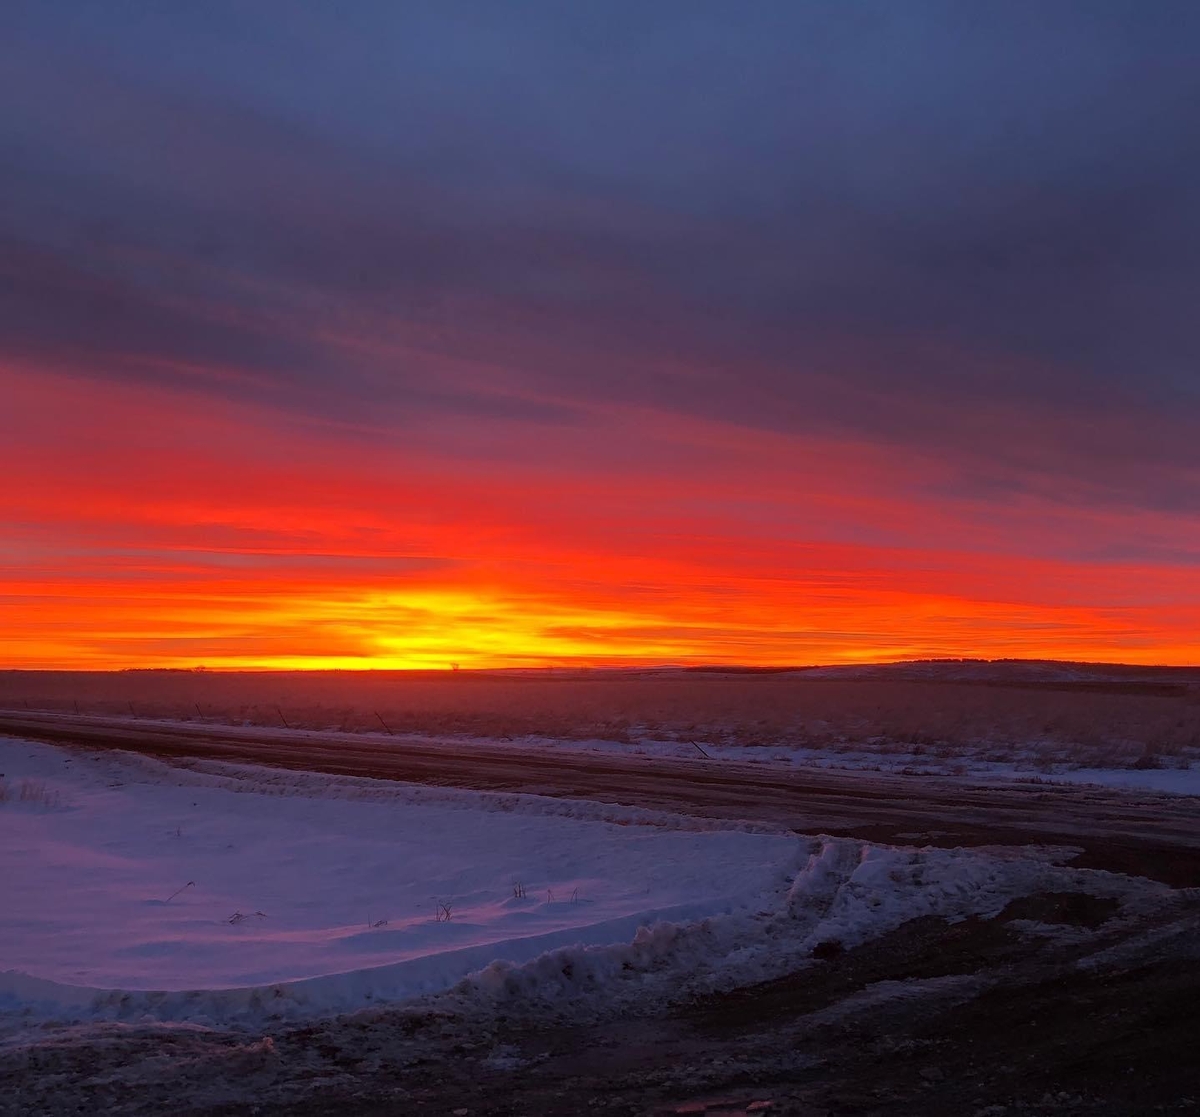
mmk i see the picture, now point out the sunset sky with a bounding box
[3,2,1199,669]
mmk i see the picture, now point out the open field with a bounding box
[2,666,1199,1115]
[3,665,1200,773]
[2,709,1199,887]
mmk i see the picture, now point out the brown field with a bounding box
[3,667,1199,770]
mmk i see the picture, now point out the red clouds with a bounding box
[4,363,1197,669]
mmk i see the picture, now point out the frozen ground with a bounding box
[17,710,1200,796]
[0,735,1168,1038]
[0,737,801,1025]
[7,665,1199,776]
[473,732,1200,795]
[1032,765,1200,794]
[3,730,1198,1117]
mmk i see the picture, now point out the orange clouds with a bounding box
[3,364,1199,670]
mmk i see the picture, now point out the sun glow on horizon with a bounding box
[4,365,1199,672]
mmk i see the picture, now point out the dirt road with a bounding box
[5,710,1200,1115]
[3,711,1197,885]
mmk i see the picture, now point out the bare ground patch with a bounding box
[4,889,1197,1117]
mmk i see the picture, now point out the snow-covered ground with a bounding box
[1029,766,1200,794]
[0,736,1171,1034]
[0,737,800,1023]
[203,720,1197,796]
[526,732,1200,794]
[34,711,1200,796]
[549,734,1195,796]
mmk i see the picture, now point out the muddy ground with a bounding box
[4,885,1197,1116]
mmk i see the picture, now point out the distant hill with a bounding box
[678,658,1200,694]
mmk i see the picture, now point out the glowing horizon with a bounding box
[3,8,1199,671]
[5,365,1199,671]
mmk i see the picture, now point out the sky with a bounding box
[3,1,1199,669]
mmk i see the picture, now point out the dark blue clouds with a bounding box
[3,1,1199,506]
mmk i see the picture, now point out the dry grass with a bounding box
[2,668,1199,771]
[0,779,63,809]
